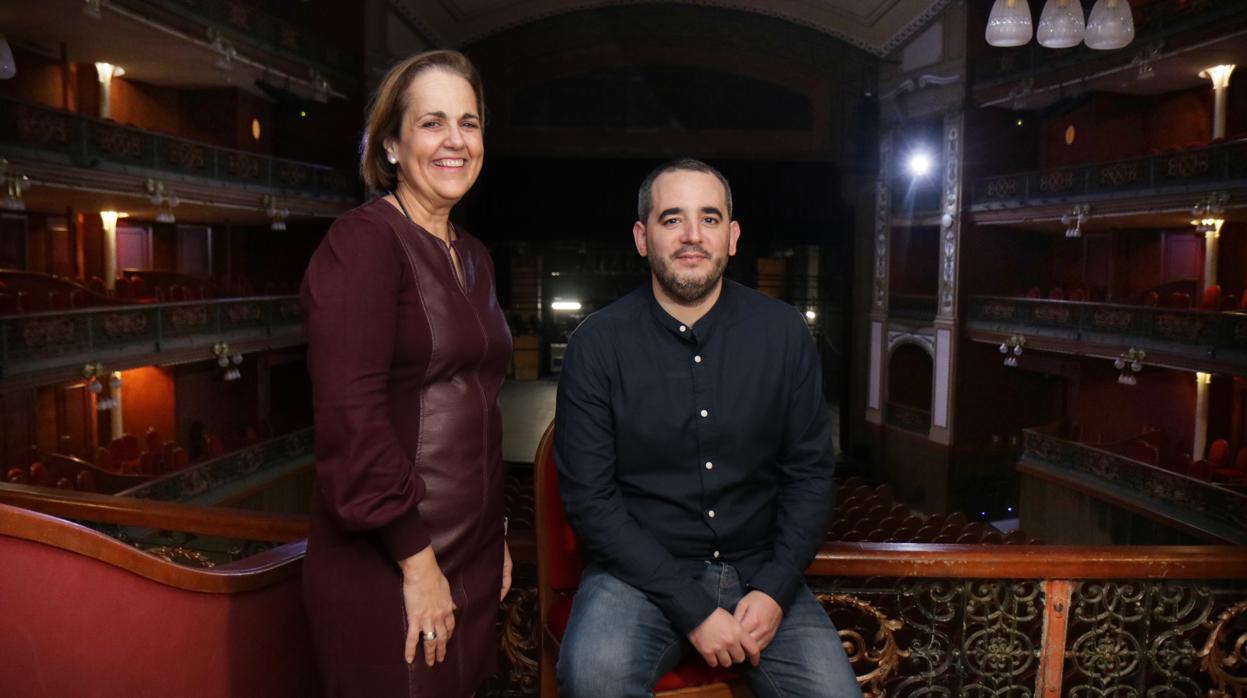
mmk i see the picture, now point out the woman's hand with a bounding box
[500,540,513,601]
[399,546,456,666]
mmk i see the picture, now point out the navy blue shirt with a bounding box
[554,280,836,634]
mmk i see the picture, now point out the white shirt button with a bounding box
[694,355,702,363]
[713,550,721,559]
[707,510,716,518]
[699,409,708,418]
[678,325,687,333]
[705,461,713,470]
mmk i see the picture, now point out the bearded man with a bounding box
[553,158,861,698]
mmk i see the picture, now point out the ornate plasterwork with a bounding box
[873,133,892,314]
[887,329,935,357]
[937,110,963,319]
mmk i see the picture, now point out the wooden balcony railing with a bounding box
[964,295,1247,373]
[973,0,1246,88]
[1019,427,1247,545]
[0,97,354,200]
[970,137,1247,209]
[0,295,305,383]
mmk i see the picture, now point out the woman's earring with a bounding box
[386,151,399,165]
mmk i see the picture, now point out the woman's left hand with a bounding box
[500,541,512,601]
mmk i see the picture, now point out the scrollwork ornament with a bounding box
[1201,599,1247,698]
[816,592,907,696]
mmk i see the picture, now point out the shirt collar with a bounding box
[645,279,735,343]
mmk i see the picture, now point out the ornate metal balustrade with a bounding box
[488,546,1247,697]
[0,295,305,382]
[0,97,354,200]
[974,0,1245,88]
[964,295,1247,372]
[886,401,932,434]
[1020,427,1247,545]
[970,137,1247,209]
[112,0,357,86]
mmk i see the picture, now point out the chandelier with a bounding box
[987,0,1134,50]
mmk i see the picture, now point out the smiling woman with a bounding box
[300,50,512,698]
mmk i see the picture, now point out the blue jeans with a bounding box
[557,563,861,697]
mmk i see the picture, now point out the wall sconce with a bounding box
[213,342,243,381]
[0,158,29,211]
[999,334,1026,367]
[145,179,179,224]
[1191,192,1228,235]
[1114,348,1145,385]
[83,362,120,410]
[263,194,289,231]
[1062,204,1089,238]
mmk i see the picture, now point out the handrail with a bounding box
[0,96,354,199]
[0,481,308,542]
[808,542,1247,578]
[0,502,304,593]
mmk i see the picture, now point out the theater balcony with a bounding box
[0,293,304,389]
[0,95,354,223]
[963,294,1247,374]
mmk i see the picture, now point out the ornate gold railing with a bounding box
[490,545,1247,697]
[0,295,305,384]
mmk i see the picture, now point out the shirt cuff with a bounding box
[659,579,720,635]
[378,505,432,562]
[745,561,802,613]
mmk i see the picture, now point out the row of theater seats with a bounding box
[97,430,205,475]
[5,462,100,492]
[826,477,1037,544]
[1023,285,1247,311]
[1124,437,1247,483]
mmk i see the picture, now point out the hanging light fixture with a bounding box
[986,0,1034,47]
[1085,0,1135,50]
[1037,0,1086,49]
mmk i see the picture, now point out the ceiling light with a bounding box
[1085,0,1134,50]
[551,301,582,311]
[907,152,933,178]
[1037,0,1085,49]
[986,0,1034,48]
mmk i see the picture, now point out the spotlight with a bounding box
[907,152,933,178]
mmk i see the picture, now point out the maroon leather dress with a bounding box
[300,197,512,697]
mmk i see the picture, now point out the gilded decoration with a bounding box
[984,176,1019,199]
[168,305,210,331]
[1098,161,1142,187]
[1091,309,1135,331]
[166,141,206,171]
[226,153,262,180]
[1201,599,1247,697]
[938,112,963,318]
[873,134,891,313]
[100,311,149,339]
[95,126,144,159]
[21,317,76,350]
[1033,305,1072,324]
[816,592,906,697]
[1165,151,1211,179]
[983,301,1017,320]
[16,105,69,145]
[497,587,539,693]
[225,303,264,325]
[1038,170,1076,194]
[1155,313,1205,341]
[276,162,310,188]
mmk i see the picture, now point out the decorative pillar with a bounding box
[1193,372,1211,461]
[866,131,893,425]
[1204,219,1223,287]
[1199,65,1235,140]
[109,371,124,438]
[930,110,964,445]
[94,62,118,120]
[99,211,118,290]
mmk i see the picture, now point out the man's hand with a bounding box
[733,591,783,653]
[688,608,761,667]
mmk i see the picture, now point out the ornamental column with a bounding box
[930,110,964,446]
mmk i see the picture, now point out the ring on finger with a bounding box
[422,630,438,641]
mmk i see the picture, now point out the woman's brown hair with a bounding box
[360,50,485,192]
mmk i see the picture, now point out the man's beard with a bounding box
[649,245,727,304]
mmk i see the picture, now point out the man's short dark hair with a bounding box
[636,158,733,223]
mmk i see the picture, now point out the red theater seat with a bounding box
[1142,291,1159,307]
[1208,439,1229,467]
[534,422,744,697]
[1199,285,1221,311]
